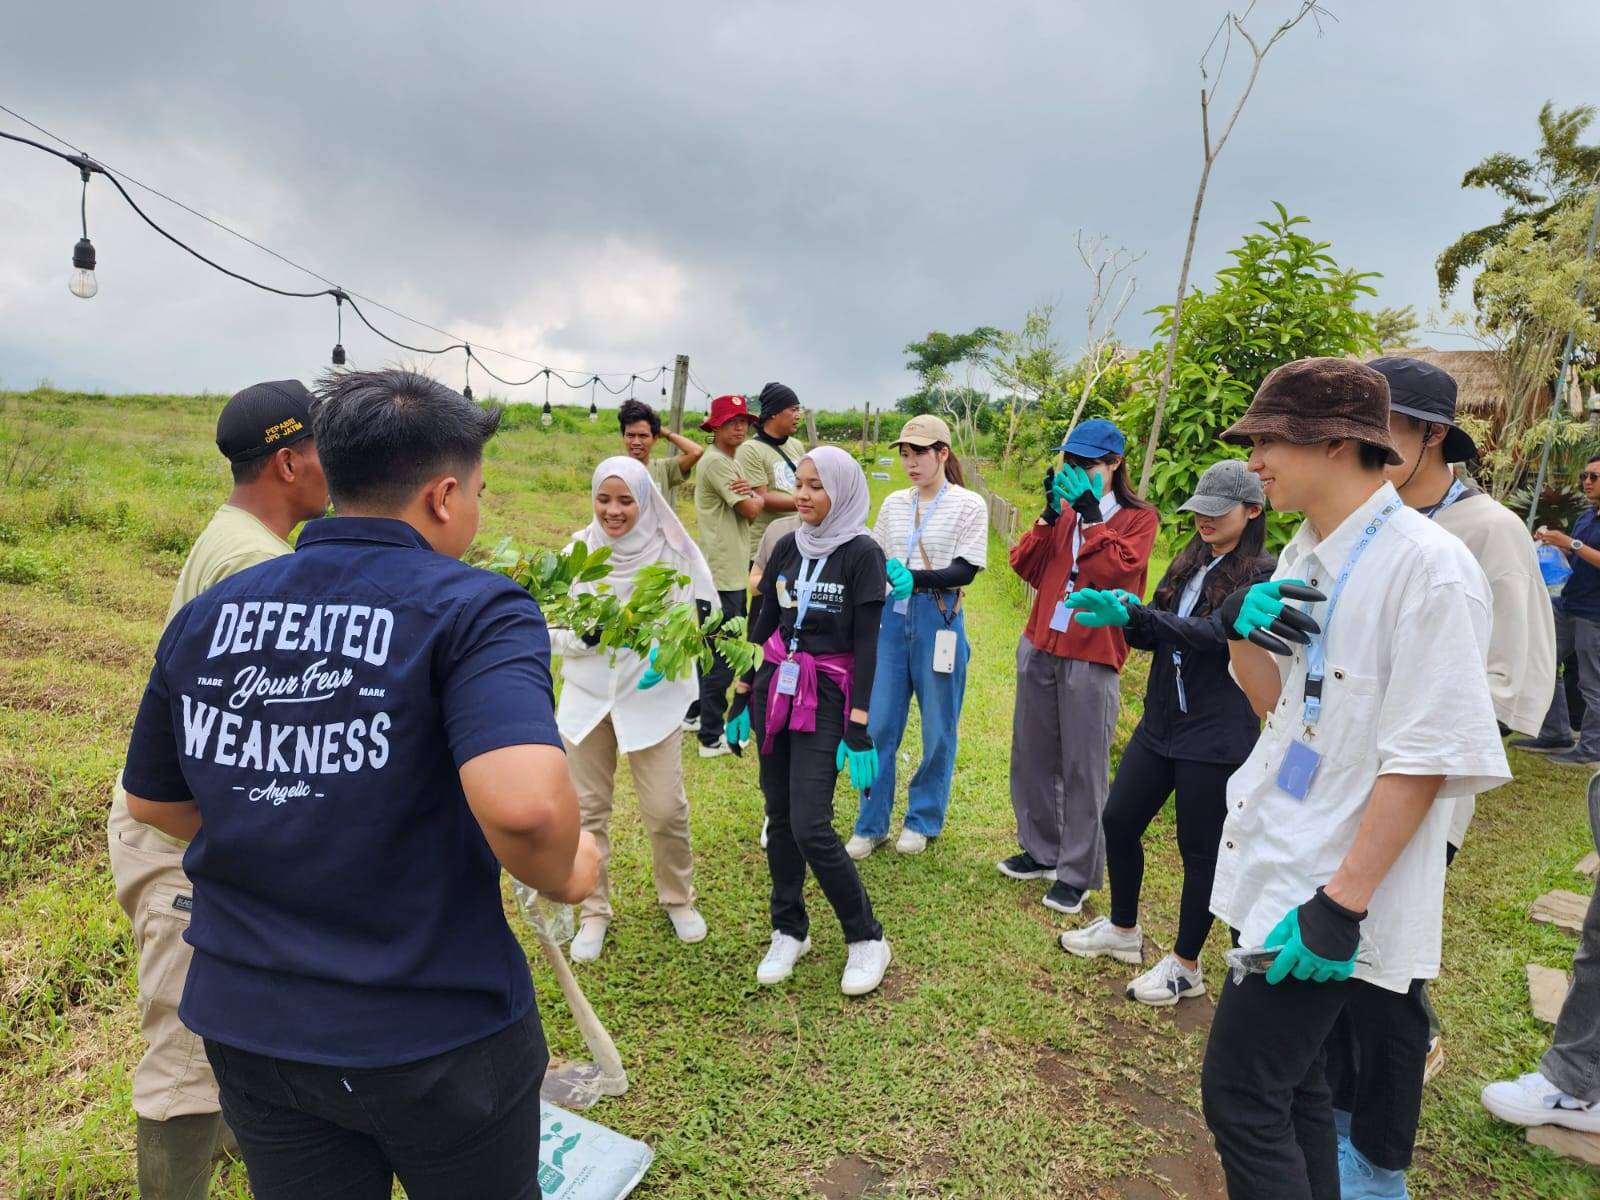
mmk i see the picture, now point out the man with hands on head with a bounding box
[121,368,598,1200]
[1196,359,1508,1200]
[618,397,704,497]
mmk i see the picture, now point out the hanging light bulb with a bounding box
[330,290,346,365]
[68,163,97,299]
[541,371,553,427]
[588,377,599,422]
[462,346,474,402]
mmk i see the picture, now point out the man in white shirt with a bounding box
[1198,358,1510,1200]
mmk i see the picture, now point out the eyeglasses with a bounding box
[1583,472,1600,483]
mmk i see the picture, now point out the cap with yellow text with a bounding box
[216,380,315,462]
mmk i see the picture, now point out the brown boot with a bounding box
[137,1113,223,1200]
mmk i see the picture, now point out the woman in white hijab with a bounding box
[554,456,718,961]
[738,445,893,996]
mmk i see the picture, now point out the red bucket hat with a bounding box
[699,394,752,432]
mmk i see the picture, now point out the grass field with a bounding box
[2,387,1597,1198]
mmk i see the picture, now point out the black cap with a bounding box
[757,381,800,421]
[216,380,315,463]
[1366,356,1478,463]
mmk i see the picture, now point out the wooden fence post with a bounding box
[668,354,689,434]
[805,409,819,446]
[862,403,871,456]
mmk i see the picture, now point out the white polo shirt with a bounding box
[1210,482,1510,993]
[872,484,989,572]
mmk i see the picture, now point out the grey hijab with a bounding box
[793,445,871,558]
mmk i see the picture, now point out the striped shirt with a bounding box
[872,484,989,572]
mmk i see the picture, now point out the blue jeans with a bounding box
[856,593,969,839]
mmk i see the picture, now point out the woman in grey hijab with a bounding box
[737,446,893,996]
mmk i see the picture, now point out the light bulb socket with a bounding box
[463,384,474,402]
[331,343,347,366]
[73,238,96,271]
[541,400,552,415]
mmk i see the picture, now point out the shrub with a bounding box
[0,546,52,585]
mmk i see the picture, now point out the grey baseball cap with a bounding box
[1178,459,1265,517]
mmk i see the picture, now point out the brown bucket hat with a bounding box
[1222,357,1401,465]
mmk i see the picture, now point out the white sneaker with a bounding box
[1126,953,1206,1007]
[845,833,887,861]
[1482,1071,1600,1132]
[698,738,732,759]
[570,918,608,963]
[894,829,928,854]
[1058,916,1143,964]
[841,938,892,996]
[756,931,811,985]
[666,906,707,944]
[759,817,769,849]
[682,715,701,733]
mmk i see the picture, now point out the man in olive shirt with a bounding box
[737,381,806,558]
[694,394,763,755]
[618,397,704,498]
[107,380,328,1199]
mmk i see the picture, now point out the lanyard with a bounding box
[790,554,830,652]
[1172,555,1224,713]
[1301,498,1401,725]
[1419,478,1468,519]
[906,483,949,564]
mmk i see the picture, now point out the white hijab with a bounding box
[574,456,718,604]
[794,445,871,558]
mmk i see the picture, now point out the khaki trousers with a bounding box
[107,784,220,1119]
[563,720,694,924]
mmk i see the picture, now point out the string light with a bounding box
[541,369,553,427]
[68,160,97,299]
[462,346,474,402]
[588,376,598,422]
[330,290,346,365]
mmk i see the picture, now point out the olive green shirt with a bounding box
[736,435,806,557]
[695,446,753,592]
[647,455,687,500]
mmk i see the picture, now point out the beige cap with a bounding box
[891,413,953,449]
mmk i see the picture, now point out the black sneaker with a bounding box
[1042,881,1085,914]
[996,851,1055,881]
[1510,736,1577,754]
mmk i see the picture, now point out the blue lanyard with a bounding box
[905,483,949,564]
[1301,498,1401,725]
[1420,478,1467,519]
[1172,556,1223,714]
[790,554,830,652]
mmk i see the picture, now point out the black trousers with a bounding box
[753,679,882,944]
[205,1012,548,1200]
[1102,737,1234,961]
[1323,979,1431,1170]
[697,588,748,746]
[1202,962,1352,1200]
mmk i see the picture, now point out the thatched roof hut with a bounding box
[1380,347,1586,418]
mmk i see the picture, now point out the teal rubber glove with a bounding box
[1263,888,1365,985]
[637,646,664,690]
[725,692,752,753]
[886,558,914,601]
[1217,578,1323,655]
[1063,588,1131,627]
[835,722,878,792]
[1052,463,1103,508]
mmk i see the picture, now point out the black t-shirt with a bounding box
[750,531,885,704]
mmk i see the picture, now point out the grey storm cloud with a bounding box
[2,1,1597,409]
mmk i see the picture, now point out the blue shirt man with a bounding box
[121,368,598,1199]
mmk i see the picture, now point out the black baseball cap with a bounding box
[1366,356,1478,463]
[216,380,315,462]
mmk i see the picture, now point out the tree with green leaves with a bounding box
[1371,304,1419,348]
[989,305,1064,470]
[901,326,1000,450]
[1114,204,1379,545]
[1436,102,1600,299]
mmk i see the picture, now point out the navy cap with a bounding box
[1053,418,1126,459]
[216,380,315,462]
[1366,356,1478,463]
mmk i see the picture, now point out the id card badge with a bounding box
[1276,738,1322,800]
[932,628,958,674]
[893,597,910,616]
[1049,600,1073,632]
[776,660,801,696]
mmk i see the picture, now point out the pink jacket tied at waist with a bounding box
[760,628,854,755]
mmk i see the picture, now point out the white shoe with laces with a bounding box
[698,737,733,759]
[841,938,892,996]
[756,931,811,985]
[1126,953,1205,1007]
[569,918,608,963]
[1058,916,1143,964]
[1482,1071,1600,1132]
[845,833,887,861]
[666,906,707,944]
[894,829,928,854]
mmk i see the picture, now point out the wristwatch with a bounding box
[1573,538,1587,553]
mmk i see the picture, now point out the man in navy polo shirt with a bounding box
[122,368,598,1200]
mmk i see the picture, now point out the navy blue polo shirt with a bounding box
[1560,509,1600,621]
[122,516,562,1067]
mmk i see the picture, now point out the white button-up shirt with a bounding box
[1210,482,1511,993]
[551,632,696,754]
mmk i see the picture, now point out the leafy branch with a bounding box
[482,539,763,680]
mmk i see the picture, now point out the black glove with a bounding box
[844,718,874,753]
[1216,580,1325,656]
[1070,489,1103,525]
[725,689,751,757]
[1040,468,1061,526]
[1297,886,1366,962]
[580,626,602,648]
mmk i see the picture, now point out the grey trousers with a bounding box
[1010,639,1119,891]
[1539,609,1600,757]
[1542,774,1600,1102]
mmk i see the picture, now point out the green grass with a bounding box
[1,388,1597,1197]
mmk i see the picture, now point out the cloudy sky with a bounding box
[2,1,1596,411]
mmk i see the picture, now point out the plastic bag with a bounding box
[1224,939,1382,985]
[513,881,576,945]
[1538,542,1573,593]
[537,1102,653,1199]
